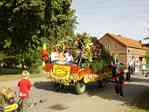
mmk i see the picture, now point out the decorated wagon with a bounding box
[41,34,113,94]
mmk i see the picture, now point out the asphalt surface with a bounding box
[0,73,149,112]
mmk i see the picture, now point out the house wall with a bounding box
[127,47,146,56]
[127,47,146,67]
[99,34,148,69]
[99,35,127,67]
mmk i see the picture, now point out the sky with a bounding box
[72,0,149,40]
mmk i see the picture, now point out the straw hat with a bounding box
[1,87,7,95]
[22,70,30,79]
[1,87,14,99]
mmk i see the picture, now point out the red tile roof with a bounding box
[105,33,143,48]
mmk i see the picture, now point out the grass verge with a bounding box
[0,73,44,81]
[129,108,149,112]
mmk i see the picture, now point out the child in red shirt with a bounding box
[18,70,32,99]
[17,71,32,111]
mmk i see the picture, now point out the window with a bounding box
[115,44,117,48]
[107,44,110,49]
[105,44,108,48]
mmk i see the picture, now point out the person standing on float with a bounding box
[74,35,84,66]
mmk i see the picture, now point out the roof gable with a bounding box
[103,33,143,49]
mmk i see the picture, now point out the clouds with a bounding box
[72,0,149,39]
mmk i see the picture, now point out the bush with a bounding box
[145,52,149,64]
[0,68,22,74]
[1,57,18,68]
[28,63,42,74]
[90,59,108,73]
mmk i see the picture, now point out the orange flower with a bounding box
[79,68,93,76]
[70,65,80,74]
[44,64,53,72]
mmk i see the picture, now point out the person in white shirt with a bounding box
[64,49,73,64]
[50,48,60,63]
[57,52,65,64]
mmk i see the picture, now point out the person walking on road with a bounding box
[114,64,125,97]
[17,70,32,112]
[111,63,117,82]
[126,65,131,80]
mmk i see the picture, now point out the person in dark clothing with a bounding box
[74,36,84,66]
[114,65,125,97]
[112,63,117,81]
[126,65,131,80]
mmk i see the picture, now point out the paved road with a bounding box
[0,73,149,112]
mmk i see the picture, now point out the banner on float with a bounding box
[52,64,71,78]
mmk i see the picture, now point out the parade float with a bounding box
[41,34,113,94]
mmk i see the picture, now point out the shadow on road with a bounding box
[33,81,75,94]
[33,76,149,111]
[86,76,149,111]
[47,104,69,111]
[33,81,54,90]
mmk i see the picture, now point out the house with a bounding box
[99,33,148,68]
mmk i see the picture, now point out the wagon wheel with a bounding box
[75,82,86,94]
